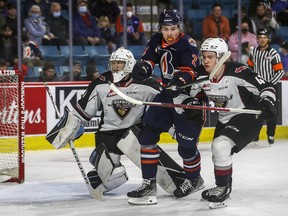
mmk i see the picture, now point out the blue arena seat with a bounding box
[60,45,90,65]
[186,9,207,20]
[127,45,145,59]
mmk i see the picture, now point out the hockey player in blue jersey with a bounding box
[127,9,206,204]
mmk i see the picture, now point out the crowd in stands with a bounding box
[0,0,287,80]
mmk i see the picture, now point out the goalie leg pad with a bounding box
[46,108,81,149]
[102,165,128,192]
[94,143,128,192]
[117,126,186,195]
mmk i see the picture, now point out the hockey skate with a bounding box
[173,175,205,198]
[201,184,232,209]
[127,178,157,205]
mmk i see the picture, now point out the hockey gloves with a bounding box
[259,96,277,121]
[169,72,193,87]
[182,97,203,123]
[131,61,152,82]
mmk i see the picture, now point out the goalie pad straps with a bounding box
[46,108,81,149]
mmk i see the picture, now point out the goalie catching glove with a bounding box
[46,108,84,149]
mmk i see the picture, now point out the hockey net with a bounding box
[0,70,25,183]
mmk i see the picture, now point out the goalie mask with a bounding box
[200,38,228,59]
[109,47,136,83]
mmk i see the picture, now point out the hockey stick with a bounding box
[173,51,231,90]
[209,51,231,80]
[43,81,103,200]
[109,83,261,115]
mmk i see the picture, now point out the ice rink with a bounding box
[1,140,288,216]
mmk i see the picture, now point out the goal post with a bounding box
[0,70,25,183]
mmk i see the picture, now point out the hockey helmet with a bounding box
[109,47,136,83]
[158,9,182,29]
[257,28,270,39]
[200,38,228,58]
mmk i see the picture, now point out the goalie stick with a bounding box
[43,81,103,200]
[109,83,261,115]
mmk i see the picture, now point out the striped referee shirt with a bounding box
[247,46,284,85]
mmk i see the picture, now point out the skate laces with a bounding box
[136,179,152,192]
[180,179,193,193]
[209,186,226,196]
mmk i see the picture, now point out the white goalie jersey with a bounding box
[74,71,161,131]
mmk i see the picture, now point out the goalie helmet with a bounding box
[158,9,183,30]
[200,38,228,58]
[109,47,136,83]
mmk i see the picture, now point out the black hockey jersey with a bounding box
[190,62,276,124]
[141,32,200,85]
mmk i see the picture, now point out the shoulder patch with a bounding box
[188,38,197,47]
[234,66,248,73]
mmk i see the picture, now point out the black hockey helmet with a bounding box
[257,28,270,38]
[158,9,182,29]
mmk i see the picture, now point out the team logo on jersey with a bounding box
[234,66,247,73]
[112,99,134,119]
[107,89,118,97]
[208,94,233,108]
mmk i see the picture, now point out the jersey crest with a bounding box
[112,99,134,119]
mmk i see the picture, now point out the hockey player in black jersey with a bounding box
[127,9,205,204]
[185,38,277,208]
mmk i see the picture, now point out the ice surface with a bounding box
[1,140,288,216]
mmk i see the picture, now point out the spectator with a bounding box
[115,2,147,47]
[98,15,116,53]
[38,61,62,82]
[241,41,252,64]
[279,42,288,77]
[0,24,17,67]
[24,5,53,45]
[228,21,258,62]
[202,3,231,42]
[62,60,83,81]
[46,2,69,46]
[229,6,254,34]
[0,0,7,17]
[24,0,50,19]
[251,2,280,43]
[271,0,288,26]
[0,58,7,70]
[22,33,44,67]
[73,0,106,46]
[84,64,99,81]
[4,3,19,37]
[89,0,120,25]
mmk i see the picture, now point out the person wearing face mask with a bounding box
[24,5,53,45]
[115,2,147,47]
[73,0,106,46]
[46,2,69,46]
[228,21,258,62]
[0,24,17,67]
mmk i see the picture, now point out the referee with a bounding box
[247,28,284,144]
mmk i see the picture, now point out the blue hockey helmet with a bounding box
[158,9,183,29]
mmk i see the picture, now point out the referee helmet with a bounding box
[257,28,270,40]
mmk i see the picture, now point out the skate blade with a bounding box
[128,196,158,205]
[208,200,228,209]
